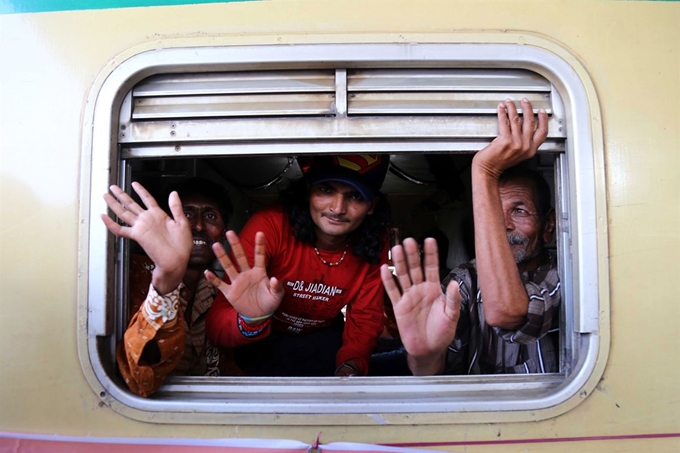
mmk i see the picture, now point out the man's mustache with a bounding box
[507,234,527,245]
[321,213,349,222]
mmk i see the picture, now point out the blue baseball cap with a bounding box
[307,154,390,200]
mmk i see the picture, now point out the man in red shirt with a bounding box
[205,156,391,377]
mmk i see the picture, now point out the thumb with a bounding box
[205,270,230,295]
[269,277,285,299]
[167,191,185,224]
[444,280,461,321]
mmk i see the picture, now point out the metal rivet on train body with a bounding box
[170,130,176,136]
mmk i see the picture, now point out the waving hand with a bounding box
[205,231,284,323]
[380,238,461,375]
[101,182,192,294]
[474,98,549,178]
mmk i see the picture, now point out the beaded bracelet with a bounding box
[236,315,270,338]
[239,312,274,323]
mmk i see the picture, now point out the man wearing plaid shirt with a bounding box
[382,98,560,375]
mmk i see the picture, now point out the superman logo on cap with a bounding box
[333,155,382,174]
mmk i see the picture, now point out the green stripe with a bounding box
[0,0,258,15]
[1,0,675,15]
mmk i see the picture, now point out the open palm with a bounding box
[381,238,460,360]
[205,231,284,319]
[101,182,192,293]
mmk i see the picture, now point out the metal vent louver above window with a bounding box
[131,71,336,120]
[347,69,553,115]
[119,68,565,155]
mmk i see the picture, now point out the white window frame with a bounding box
[77,40,609,425]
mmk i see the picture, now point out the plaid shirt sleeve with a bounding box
[494,265,561,345]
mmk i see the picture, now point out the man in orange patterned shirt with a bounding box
[102,178,237,397]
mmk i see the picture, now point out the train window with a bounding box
[79,42,606,424]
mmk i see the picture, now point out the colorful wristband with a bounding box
[239,312,274,323]
[236,314,270,338]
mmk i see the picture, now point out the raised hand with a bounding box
[205,230,284,323]
[101,182,192,294]
[473,98,549,179]
[380,238,460,375]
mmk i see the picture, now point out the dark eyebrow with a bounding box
[182,204,219,211]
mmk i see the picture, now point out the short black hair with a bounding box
[163,178,233,224]
[499,166,552,218]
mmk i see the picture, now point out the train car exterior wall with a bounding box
[1,1,678,452]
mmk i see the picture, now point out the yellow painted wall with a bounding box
[1,1,678,451]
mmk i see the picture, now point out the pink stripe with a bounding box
[0,438,309,453]
[384,432,680,448]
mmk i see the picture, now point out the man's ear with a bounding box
[542,208,556,243]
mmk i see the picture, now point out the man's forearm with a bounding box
[471,166,528,329]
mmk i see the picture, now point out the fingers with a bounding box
[204,269,230,294]
[391,244,413,294]
[108,185,143,216]
[534,108,549,147]
[380,264,403,307]
[403,238,424,285]
[422,238,441,283]
[100,213,124,237]
[103,192,137,226]
[520,98,537,145]
[496,98,547,157]
[253,231,267,269]
[131,181,159,209]
[497,102,511,137]
[212,241,240,283]
[166,190,185,224]
[226,230,251,272]
[505,99,521,138]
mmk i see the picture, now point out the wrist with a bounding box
[238,312,274,326]
[151,266,186,295]
[236,313,271,337]
[471,155,504,182]
[406,349,447,376]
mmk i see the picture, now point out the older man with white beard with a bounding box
[382,98,560,375]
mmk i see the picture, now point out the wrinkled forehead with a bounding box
[498,178,540,207]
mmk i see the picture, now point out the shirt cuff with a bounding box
[141,283,183,330]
